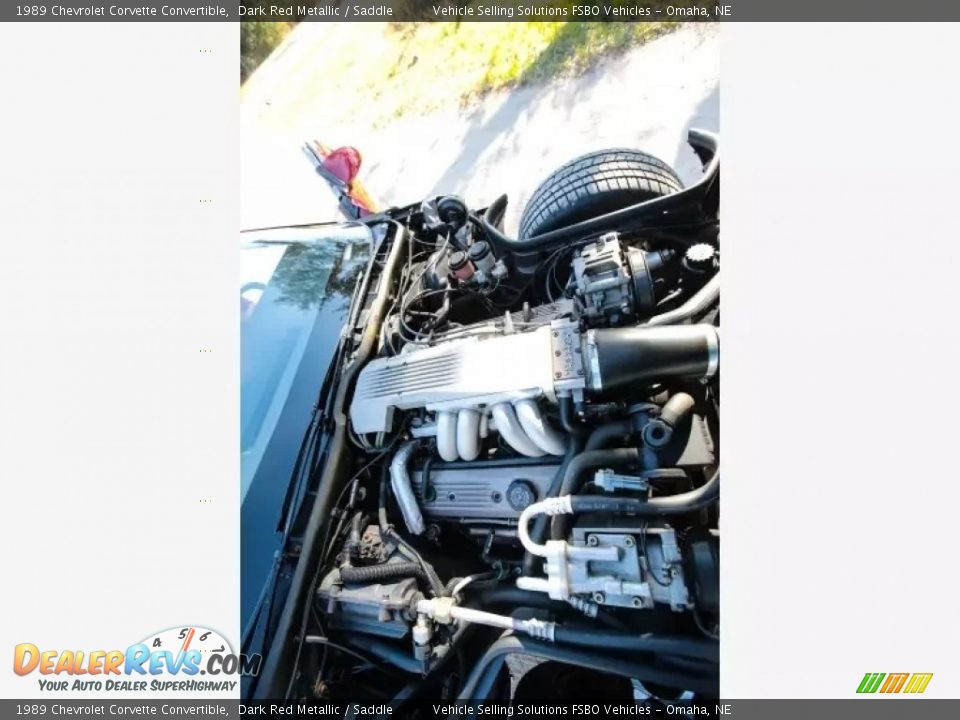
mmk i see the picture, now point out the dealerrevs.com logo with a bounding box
[857,672,933,694]
[13,626,261,693]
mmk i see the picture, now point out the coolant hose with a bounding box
[550,448,641,540]
[584,420,634,451]
[643,391,697,447]
[556,448,641,498]
[521,472,719,560]
[568,469,719,516]
[478,587,576,611]
[557,395,585,436]
[522,436,581,575]
[661,391,696,427]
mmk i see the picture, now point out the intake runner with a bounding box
[350,322,718,459]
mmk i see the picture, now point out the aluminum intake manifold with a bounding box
[350,325,567,459]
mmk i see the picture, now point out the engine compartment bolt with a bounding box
[631,597,643,608]
[623,536,635,548]
[587,535,599,547]
[593,592,605,604]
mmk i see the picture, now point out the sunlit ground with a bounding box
[242,21,675,132]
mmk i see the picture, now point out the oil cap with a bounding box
[506,479,537,511]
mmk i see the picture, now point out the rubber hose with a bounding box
[644,273,720,327]
[552,628,718,662]
[476,587,625,630]
[558,395,584,436]
[523,436,582,575]
[378,466,447,597]
[339,561,426,585]
[459,634,718,700]
[344,512,364,563]
[344,636,421,675]
[556,448,641,498]
[568,470,719,516]
[661,392,696,428]
[584,420,634,451]
[550,448,640,540]
[478,587,572,610]
[386,528,446,597]
[480,195,513,254]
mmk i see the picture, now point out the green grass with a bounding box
[243,21,677,130]
[241,21,294,82]
[378,22,672,109]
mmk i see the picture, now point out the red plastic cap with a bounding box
[322,146,363,185]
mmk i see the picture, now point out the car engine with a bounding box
[297,136,720,704]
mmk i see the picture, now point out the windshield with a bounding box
[240,223,371,635]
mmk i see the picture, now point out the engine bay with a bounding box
[288,136,720,704]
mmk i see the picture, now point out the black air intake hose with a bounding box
[584,324,718,392]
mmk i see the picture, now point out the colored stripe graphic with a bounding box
[857,673,885,693]
[904,673,933,694]
[880,673,909,693]
[857,672,932,694]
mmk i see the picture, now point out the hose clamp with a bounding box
[583,330,603,391]
[704,327,720,378]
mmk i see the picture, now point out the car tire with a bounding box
[518,148,684,239]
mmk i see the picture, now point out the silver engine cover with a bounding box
[350,325,557,434]
[411,461,559,521]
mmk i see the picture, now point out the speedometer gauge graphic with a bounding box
[138,626,234,659]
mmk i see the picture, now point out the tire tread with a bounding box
[518,148,683,239]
